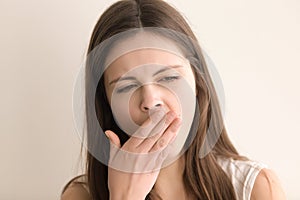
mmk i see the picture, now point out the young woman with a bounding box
[61,0,286,199]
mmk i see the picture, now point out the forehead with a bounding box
[105,49,188,78]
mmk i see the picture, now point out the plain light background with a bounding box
[0,0,299,199]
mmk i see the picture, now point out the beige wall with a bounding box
[0,0,299,199]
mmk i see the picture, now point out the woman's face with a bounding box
[104,48,195,127]
[103,48,197,159]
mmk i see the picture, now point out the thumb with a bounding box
[105,130,121,148]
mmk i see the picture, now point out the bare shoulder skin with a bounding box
[61,184,91,200]
[250,168,286,200]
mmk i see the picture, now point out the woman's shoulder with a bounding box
[216,156,286,200]
[61,174,91,200]
[251,168,286,200]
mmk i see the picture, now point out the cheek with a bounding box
[164,95,181,118]
[110,90,141,135]
[128,93,143,125]
[178,68,197,96]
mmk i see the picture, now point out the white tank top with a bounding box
[216,157,267,200]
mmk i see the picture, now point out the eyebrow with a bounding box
[108,65,183,86]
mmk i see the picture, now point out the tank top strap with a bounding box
[216,157,268,200]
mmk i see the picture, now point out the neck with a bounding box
[154,155,188,200]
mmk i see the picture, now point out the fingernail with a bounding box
[104,131,110,139]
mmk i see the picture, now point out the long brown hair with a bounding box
[83,0,246,199]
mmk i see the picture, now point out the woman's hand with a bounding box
[105,110,182,200]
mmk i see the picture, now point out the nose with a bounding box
[140,84,164,112]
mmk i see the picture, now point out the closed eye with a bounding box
[116,84,139,93]
[158,76,181,83]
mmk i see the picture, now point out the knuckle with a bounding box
[157,138,166,148]
[146,134,159,144]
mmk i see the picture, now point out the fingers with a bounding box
[122,109,166,148]
[135,108,166,138]
[124,110,177,151]
[149,117,182,152]
[136,111,178,151]
[106,113,182,173]
[108,110,181,154]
